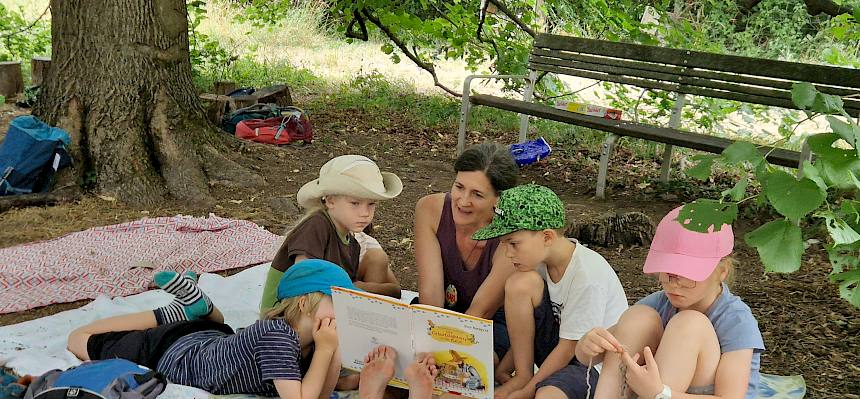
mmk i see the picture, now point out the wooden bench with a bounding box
[457,33,860,198]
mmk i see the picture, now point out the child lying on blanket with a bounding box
[574,206,765,399]
[68,259,434,399]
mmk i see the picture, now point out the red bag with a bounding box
[235,107,313,145]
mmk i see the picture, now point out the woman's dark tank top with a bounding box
[436,193,500,313]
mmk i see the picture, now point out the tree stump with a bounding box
[212,80,236,95]
[565,211,655,248]
[253,84,292,106]
[199,93,231,125]
[231,94,257,110]
[0,61,24,98]
[31,57,52,86]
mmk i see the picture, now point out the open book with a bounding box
[332,287,494,399]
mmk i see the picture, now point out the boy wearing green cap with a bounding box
[473,184,628,399]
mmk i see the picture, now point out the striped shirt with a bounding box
[156,319,302,396]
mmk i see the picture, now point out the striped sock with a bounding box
[152,271,213,325]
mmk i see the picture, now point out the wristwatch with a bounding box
[654,384,672,399]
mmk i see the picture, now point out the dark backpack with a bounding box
[24,359,166,399]
[0,116,72,196]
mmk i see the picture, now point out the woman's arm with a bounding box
[355,247,401,298]
[465,248,516,318]
[414,194,446,307]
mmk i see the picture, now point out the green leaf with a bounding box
[818,211,860,245]
[827,116,860,155]
[677,199,738,233]
[745,219,803,273]
[841,200,860,224]
[791,82,817,109]
[381,43,394,54]
[764,170,826,222]
[831,269,860,308]
[811,92,845,114]
[828,243,860,274]
[801,161,828,192]
[721,141,764,165]
[684,155,717,180]
[721,176,748,202]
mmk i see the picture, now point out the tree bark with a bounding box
[33,0,261,206]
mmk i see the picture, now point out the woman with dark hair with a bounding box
[413,142,519,369]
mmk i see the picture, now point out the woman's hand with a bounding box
[577,327,623,362]
[313,317,338,352]
[621,346,664,399]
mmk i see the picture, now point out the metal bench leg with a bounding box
[659,144,674,183]
[660,93,687,183]
[517,70,537,143]
[458,77,476,155]
[596,134,620,199]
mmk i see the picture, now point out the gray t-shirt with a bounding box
[637,284,764,399]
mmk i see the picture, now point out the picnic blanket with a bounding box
[0,264,804,399]
[0,214,281,314]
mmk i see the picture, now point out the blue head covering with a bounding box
[276,259,358,301]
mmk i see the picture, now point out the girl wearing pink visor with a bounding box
[573,206,764,399]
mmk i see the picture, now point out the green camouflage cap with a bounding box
[472,184,565,240]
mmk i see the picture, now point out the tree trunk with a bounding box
[33,0,261,206]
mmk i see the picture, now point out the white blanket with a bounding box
[0,263,417,399]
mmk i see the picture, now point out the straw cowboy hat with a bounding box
[297,155,403,209]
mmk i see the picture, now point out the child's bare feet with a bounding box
[405,353,437,399]
[359,346,397,399]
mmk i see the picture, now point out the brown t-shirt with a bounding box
[271,211,360,280]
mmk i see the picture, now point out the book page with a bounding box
[411,304,494,399]
[331,287,414,387]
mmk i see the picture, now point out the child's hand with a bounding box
[621,346,664,399]
[313,317,339,351]
[578,327,623,361]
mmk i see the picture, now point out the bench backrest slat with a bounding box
[530,34,860,113]
[531,48,860,98]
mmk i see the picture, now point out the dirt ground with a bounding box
[0,100,857,398]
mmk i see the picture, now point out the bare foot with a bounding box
[405,353,437,399]
[359,346,397,399]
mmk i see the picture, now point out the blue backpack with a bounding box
[23,359,166,399]
[0,116,72,195]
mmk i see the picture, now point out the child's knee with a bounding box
[618,305,663,333]
[536,386,568,399]
[504,270,543,297]
[666,310,714,335]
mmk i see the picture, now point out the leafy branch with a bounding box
[682,82,860,308]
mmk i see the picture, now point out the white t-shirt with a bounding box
[537,242,628,341]
[354,232,382,263]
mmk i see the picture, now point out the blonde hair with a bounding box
[719,256,736,287]
[263,292,326,325]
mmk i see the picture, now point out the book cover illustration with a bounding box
[332,287,494,399]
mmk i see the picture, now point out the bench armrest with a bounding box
[462,74,533,96]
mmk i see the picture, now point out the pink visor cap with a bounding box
[643,206,734,282]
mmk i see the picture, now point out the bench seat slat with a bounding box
[470,94,803,168]
[534,34,860,89]
[530,48,860,98]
